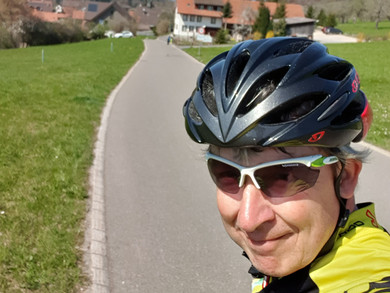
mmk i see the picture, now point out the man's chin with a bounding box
[247,253,293,278]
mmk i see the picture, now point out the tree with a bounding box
[273,3,286,36]
[317,9,327,26]
[0,0,29,23]
[215,29,228,44]
[273,18,287,36]
[253,2,272,39]
[156,8,175,35]
[326,14,337,27]
[352,0,367,22]
[374,0,386,29]
[223,1,233,30]
[274,3,286,19]
[306,5,315,19]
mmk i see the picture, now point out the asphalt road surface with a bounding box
[102,38,390,292]
[313,28,358,43]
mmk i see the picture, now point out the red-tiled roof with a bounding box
[224,0,304,25]
[177,0,223,18]
[177,0,304,25]
[31,9,70,22]
[195,0,224,5]
[27,0,54,12]
[285,3,305,18]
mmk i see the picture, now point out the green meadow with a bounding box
[0,38,144,291]
[1,27,389,292]
[184,41,390,150]
[338,20,390,41]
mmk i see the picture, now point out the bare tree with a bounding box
[352,0,367,22]
[374,0,386,29]
[241,6,256,26]
[0,0,29,22]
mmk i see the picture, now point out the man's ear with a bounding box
[339,159,362,200]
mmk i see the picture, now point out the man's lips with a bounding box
[245,232,292,250]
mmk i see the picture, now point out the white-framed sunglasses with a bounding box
[206,152,339,197]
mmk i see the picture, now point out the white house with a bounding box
[174,0,223,40]
[174,0,308,41]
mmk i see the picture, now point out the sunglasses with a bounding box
[206,152,339,197]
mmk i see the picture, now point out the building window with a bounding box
[190,15,195,22]
[189,26,194,31]
[207,5,213,10]
[197,16,202,22]
[182,25,188,31]
[199,4,204,9]
[211,17,216,24]
[183,14,188,21]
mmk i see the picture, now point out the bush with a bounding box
[215,29,228,44]
[21,16,86,46]
[357,32,366,43]
[265,30,275,38]
[252,31,262,40]
[156,19,171,36]
[273,19,287,36]
[89,24,106,40]
[0,26,16,49]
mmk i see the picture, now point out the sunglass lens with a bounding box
[254,165,320,197]
[207,159,240,193]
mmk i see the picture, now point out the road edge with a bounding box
[83,39,149,293]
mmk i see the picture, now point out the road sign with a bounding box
[196,34,212,43]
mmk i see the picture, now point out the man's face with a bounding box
[214,146,340,277]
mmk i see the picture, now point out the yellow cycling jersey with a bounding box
[251,203,390,293]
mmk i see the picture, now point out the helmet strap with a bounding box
[334,162,350,228]
[317,162,350,258]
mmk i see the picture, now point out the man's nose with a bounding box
[237,176,275,233]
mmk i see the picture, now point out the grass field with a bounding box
[338,20,390,41]
[0,38,144,291]
[184,41,390,150]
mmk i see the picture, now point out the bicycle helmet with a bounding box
[183,37,372,148]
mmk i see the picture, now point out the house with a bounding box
[223,0,305,28]
[174,0,224,39]
[129,3,170,35]
[27,0,54,12]
[28,1,135,32]
[174,0,309,41]
[282,17,316,39]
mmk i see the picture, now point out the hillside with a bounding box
[286,0,389,23]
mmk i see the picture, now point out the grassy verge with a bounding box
[326,42,390,149]
[337,20,390,41]
[184,41,390,150]
[0,38,144,292]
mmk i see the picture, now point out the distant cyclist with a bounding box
[183,37,390,292]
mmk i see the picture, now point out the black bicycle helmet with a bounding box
[183,37,372,148]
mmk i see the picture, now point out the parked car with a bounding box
[114,31,134,38]
[104,30,115,38]
[322,27,343,35]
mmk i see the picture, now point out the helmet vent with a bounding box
[236,66,289,116]
[263,93,327,124]
[201,70,218,116]
[273,40,313,58]
[226,50,250,98]
[188,99,202,123]
[331,93,364,125]
[316,62,353,81]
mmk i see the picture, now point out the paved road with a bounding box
[103,38,249,292]
[98,38,390,292]
[313,28,358,43]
